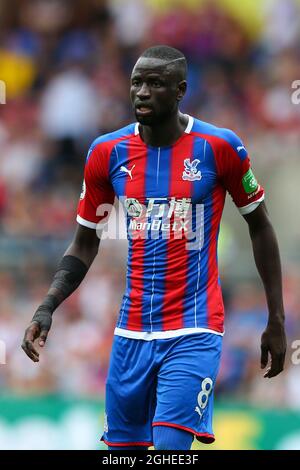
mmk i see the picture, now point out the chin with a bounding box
[135,113,156,126]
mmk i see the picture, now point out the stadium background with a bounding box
[0,0,300,450]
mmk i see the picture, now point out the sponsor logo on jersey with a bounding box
[129,218,190,233]
[124,197,191,221]
[182,158,202,181]
[124,198,143,217]
[237,145,246,153]
[80,179,86,200]
[120,164,135,180]
[124,197,192,234]
[242,168,258,194]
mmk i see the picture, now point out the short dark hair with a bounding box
[140,45,187,80]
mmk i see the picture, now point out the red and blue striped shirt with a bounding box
[77,115,264,339]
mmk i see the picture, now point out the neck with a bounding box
[139,112,188,147]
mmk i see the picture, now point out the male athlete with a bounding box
[22,46,286,450]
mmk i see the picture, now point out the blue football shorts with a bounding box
[101,332,222,447]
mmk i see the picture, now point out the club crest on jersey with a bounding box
[182,159,202,181]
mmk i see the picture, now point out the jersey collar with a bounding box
[134,114,194,136]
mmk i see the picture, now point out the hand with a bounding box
[21,308,53,362]
[261,322,286,378]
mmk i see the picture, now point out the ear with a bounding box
[177,80,187,101]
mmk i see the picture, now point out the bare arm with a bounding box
[64,223,100,265]
[243,201,286,378]
[22,224,101,362]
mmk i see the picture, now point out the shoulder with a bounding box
[84,122,136,178]
[191,117,247,160]
[88,122,137,158]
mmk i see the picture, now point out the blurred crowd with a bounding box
[1,0,300,408]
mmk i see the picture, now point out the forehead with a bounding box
[131,57,174,78]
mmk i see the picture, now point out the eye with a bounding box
[152,80,162,88]
[131,79,141,87]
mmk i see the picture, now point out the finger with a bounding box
[39,330,49,347]
[260,344,269,369]
[264,362,284,378]
[264,366,283,378]
[264,354,285,378]
[264,353,280,377]
[23,339,39,360]
[21,340,40,362]
[22,325,41,360]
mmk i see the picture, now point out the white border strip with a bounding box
[76,215,97,229]
[149,239,157,333]
[114,327,224,341]
[134,115,193,136]
[185,115,194,134]
[238,194,265,215]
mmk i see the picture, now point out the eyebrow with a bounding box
[131,73,168,83]
[131,73,165,78]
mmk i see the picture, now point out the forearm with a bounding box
[45,255,89,308]
[32,255,88,327]
[248,220,284,324]
[34,227,100,320]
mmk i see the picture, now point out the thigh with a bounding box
[153,333,222,444]
[102,335,157,447]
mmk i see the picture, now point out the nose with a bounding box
[136,82,150,99]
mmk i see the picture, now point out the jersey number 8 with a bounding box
[195,377,213,418]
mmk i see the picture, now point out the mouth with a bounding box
[135,105,153,116]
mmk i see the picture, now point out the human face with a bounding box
[130,57,186,126]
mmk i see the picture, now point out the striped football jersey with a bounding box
[77,115,264,339]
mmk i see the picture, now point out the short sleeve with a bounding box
[214,130,265,215]
[77,143,115,229]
